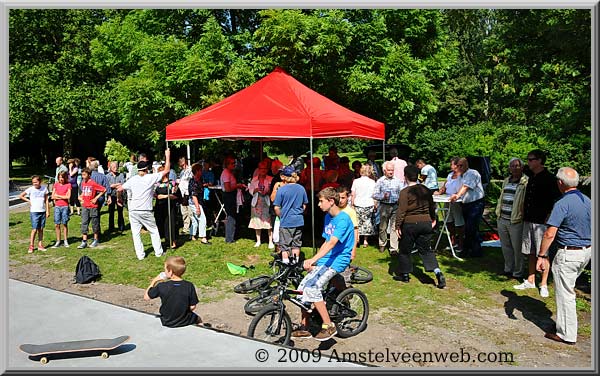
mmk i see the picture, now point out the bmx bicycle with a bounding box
[246,259,369,346]
[234,253,373,316]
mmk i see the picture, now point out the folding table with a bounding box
[433,194,463,261]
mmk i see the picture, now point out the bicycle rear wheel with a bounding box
[332,288,369,338]
[233,275,271,294]
[349,265,373,284]
[247,305,292,345]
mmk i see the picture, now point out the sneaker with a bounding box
[77,241,88,249]
[38,245,47,252]
[155,250,164,257]
[51,241,61,249]
[314,323,337,342]
[513,280,536,290]
[28,245,34,254]
[63,241,69,248]
[291,326,312,338]
[89,240,100,248]
[268,242,275,249]
[253,242,261,248]
[436,272,446,289]
[540,285,549,298]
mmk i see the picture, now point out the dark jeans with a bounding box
[462,198,485,257]
[223,191,237,243]
[397,221,440,274]
[108,198,125,231]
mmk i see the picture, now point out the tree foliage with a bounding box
[9,9,591,177]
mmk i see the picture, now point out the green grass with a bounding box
[8,207,592,341]
[10,162,55,184]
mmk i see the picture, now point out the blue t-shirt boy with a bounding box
[273,183,308,228]
[316,211,354,273]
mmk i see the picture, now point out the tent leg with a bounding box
[187,144,191,166]
[166,140,172,249]
[310,138,315,255]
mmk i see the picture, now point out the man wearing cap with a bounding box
[118,148,171,260]
[536,167,590,346]
[273,166,308,264]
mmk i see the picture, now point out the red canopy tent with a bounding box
[165,67,385,250]
[165,67,384,141]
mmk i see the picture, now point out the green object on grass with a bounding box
[227,262,247,276]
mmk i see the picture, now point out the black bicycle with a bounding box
[241,263,373,316]
[234,253,305,316]
[246,260,369,346]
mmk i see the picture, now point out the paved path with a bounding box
[7,279,364,370]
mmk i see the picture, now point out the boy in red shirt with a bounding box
[78,168,107,249]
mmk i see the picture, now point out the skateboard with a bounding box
[19,335,130,364]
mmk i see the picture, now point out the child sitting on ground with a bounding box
[144,256,203,328]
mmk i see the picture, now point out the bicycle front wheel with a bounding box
[333,288,369,338]
[244,288,277,316]
[233,275,271,294]
[247,305,292,346]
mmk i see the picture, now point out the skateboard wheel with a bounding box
[101,352,109,359]
[40,357,48,365]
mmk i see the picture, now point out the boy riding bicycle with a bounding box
[292,187,355,341]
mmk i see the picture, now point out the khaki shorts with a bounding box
[446,202,464,227]
[521,221,547,256]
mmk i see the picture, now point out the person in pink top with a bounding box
[51,171,72,248]
[77,167,107,249]
[388,148,407,189]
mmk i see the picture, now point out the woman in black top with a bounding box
[395,165,446,288]
[154,167,180,249]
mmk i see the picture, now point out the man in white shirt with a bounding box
[118,148,171,260]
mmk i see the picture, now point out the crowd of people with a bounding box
[18,146,590,345]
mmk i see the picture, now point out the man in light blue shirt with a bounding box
[372,161,403,254]
[536,167,590,345]
[416,158,439,191]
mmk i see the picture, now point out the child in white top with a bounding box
[19,175,50,253]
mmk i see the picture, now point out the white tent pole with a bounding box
[259,141,263,161]
[187,143,191,166]
[166,140,172,249]
[310,137,315,255]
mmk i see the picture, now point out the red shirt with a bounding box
[53,182,71,207]
[80,179,106,208]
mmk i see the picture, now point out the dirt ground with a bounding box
[9,260,591,369]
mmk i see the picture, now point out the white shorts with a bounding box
[521,221,547,256]
[298,265,337,303]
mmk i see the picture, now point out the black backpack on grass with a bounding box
[74,255,101,284]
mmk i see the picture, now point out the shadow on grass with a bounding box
[442,246,510,282]
[501,289,555,333]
